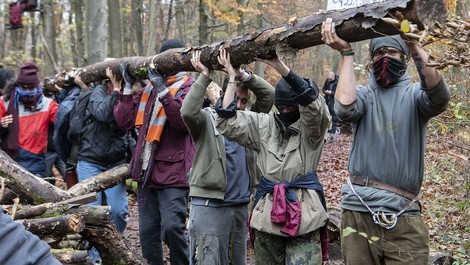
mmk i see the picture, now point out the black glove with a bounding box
[120,61,136,88]
[147,66,167,93]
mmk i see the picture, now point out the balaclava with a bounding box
[275,78,300,126]
[369,35,409,88]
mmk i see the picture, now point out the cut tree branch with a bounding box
[45,0,447,89]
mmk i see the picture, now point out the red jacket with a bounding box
[0,95,58,175]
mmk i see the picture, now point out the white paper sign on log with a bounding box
[327,0,386,10]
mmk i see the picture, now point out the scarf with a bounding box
[14,86,43,110]
[135,72,189,142]
[2,90,20,158]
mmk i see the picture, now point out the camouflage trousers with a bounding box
[254,229,322,265]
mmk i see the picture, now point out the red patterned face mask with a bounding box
[372,56,406,88]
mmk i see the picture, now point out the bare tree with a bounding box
[85,0,108,64]
[108,0,123,58]
[132,0,144,55]
[41,0,58,75]
[146,0,159,55]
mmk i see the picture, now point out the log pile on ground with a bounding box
[0,150,148,265]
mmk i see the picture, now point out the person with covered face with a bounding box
[0,62,58,177]
[215,52,331,264]
[321,18,450,264]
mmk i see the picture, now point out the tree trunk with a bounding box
[0,150,71,204]
[198,0,209,45]
[18,214,84,238]
[108,0,123,58]
[132,0,144,55]
[146,0,159,56]
[47,0,446,87]
[41,0,58,76]
[66,205,149,265]
[14,192,98,220]
[85,0,108,64]
[52,250,89,264]
[72,0,86,67]
[66,164,129,197]
[163,0,174,42]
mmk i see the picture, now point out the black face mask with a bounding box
[372,56,406,88]
[278,109,300,127]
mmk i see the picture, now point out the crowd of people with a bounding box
[0,16,450,265]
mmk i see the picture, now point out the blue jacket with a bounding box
[0,206,61,265]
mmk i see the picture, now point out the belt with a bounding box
[349,176,417,200]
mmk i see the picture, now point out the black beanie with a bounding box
[0,68,14,89]
[160,39,185,53]
[275,78,298,108]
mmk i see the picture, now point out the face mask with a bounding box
[372,56,406,88]
[15,87,43,109]
[278,109,300,127]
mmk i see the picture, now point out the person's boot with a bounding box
[65,170,79,189]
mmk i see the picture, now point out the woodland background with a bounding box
[0,0,469,264]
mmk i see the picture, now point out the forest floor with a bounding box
[122,129,470,264]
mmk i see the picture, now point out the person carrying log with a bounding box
[215,49,331,263]
[74,65,131,265]
[321,17,450,264]
[114,39,195,265]
[181,49,274,264]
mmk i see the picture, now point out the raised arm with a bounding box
[181,50,212,138]
[321,17,356,106]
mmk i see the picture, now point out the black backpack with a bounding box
[67,89,93,145]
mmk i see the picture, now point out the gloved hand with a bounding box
[147,66,167,94]
[120,61,136,94]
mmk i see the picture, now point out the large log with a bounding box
[0,150,71,204]
[66,164,129,197]
[64,205,149,265]
[17,214,84,238]
[52,249,89,264]
[45,0,446,89]
[13,192,98,220]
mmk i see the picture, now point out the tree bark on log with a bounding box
[14,193,97,220]
[52,249,89,264]
[64,205,149,265]
[0,150,71,204]
[17,214,84,238]
[45,0,446,88]
[66,164,129,197]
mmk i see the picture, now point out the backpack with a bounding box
[67,89,93,145]
[53,88,92,162]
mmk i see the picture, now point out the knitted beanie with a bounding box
[16,62,40,88]
[369,34,410,57]
[160,39,185,53]
[275,78,298,108]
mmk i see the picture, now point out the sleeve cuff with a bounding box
[214,96,237,118]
